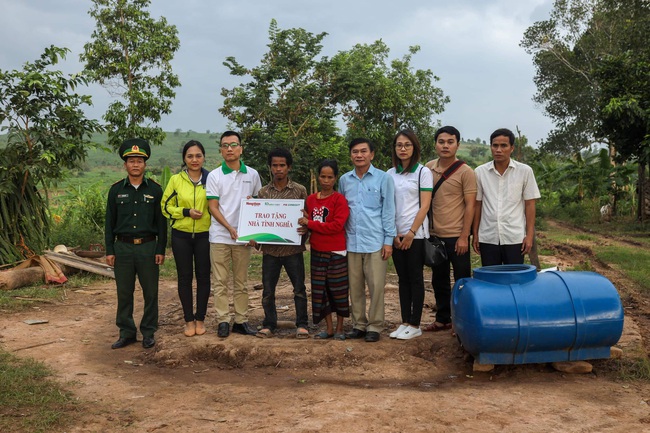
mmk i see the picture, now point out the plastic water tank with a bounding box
[451,265,624,365]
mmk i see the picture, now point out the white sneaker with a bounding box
[397,326,422,340]
[389,324,409,339]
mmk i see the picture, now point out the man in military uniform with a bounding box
[105,138,167,349]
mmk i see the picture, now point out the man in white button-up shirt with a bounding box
[472,128,540,266]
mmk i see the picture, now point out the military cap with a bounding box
[119,138,151,161]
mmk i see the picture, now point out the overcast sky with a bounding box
[1,0,556,146]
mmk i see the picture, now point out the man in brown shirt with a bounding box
[255,148,309,338]
[424,126,477,331]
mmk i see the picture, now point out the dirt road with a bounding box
[1,225,649,432]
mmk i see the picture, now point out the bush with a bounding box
[50,183,107,249]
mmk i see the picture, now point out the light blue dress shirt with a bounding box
[339,164,396,253]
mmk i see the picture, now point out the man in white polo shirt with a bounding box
[473,128,540,266]
[206,131,262,337]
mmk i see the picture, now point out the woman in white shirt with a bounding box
[387,130,433,340]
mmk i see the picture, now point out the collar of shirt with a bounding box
[351,164,379,180]
[396,163,418,174]
[122,177,149,187]
[487,159,516,174]
[221,160,248,174]
[268,179,297,192]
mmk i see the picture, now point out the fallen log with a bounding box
[0,267,44,291]
[0,263,80,291]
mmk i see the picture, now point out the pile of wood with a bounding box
[0,250,114,291]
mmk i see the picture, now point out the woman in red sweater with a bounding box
[298,159,350,340]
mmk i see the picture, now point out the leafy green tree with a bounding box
[521,0,649,219]
[220,21,449,184]
[0,46,103,264]
[80,0,181,149]
[327,42,448,167]
[220,20,343,187]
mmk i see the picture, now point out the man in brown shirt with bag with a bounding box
[424,126,476,332]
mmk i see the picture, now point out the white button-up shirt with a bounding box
[475,159,540,245]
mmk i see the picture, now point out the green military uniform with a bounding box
[105,139,167,341]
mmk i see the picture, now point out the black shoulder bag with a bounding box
[421,160,466,268]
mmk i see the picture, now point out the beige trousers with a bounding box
[347,251,387,333]
[210,243,252,324]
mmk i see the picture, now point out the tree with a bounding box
[521,0,650,219]
[220,20,344,187]
[327,42,448,168]
[0,46,103,264]
[80,0,180,150]
[221,21,449,184]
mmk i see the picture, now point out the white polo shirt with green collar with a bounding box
[206,160,262,244]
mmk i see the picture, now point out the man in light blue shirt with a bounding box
[339,138,396,342]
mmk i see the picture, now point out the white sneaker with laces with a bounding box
[397,326,422,340]
[389,324,409,339]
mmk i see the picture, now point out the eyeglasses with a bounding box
[220,142,241,149]
[395,143,413,149]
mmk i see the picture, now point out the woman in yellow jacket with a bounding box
[162,140,211,337]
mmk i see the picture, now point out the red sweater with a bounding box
[306,192,349,252]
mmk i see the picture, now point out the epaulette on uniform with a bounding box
[148,178,161,186]
[111,179,123,186]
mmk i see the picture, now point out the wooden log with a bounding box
[0,267,45,291]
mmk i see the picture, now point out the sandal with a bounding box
[423,322,452,332]
[296,327,310,339]
[332,333,346,341]
[256,328,273,338]
[313,331,334,339]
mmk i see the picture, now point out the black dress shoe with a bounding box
[217,322,230,338]
[346,328,366,339]
[232,322,257,336]
[111,336,137,349]
[364,331,380,342]
[142,336,156,349]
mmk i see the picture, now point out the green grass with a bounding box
[611,356,650,381]
[0,274,110,313]
[0,350,77,433]
[0,285,66,313]
[596,246,650,293]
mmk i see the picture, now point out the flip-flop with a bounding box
[313,331,334,339]
[296,327,310,339]
[423,322,452,332]
[332,333,346,341]
[256,328,273,338]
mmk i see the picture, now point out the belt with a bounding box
[116,235,156,245]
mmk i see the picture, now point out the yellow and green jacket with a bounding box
[161,169,211,234]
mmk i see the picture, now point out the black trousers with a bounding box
[392,238,425,326]
[171,229,211,322]
[479,242,524,266]
[431,236,472,324]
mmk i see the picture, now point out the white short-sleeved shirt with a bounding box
[387,163,433,239]
[475,159,541,245]
[205,161,262,244]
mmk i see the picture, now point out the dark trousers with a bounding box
[431,236,472,325]
[262,253,309,330]
[392,238,425,326]
[479,242,524,266]
[114,240,159,339]
[171,230,211,322]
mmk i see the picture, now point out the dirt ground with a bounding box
[1,221,650,433]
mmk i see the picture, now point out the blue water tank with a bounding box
[451,265,624,365]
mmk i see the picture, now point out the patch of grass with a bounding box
[0,349,77,433]
[596,246,650,293]
[0,285,65,313]
[611,356,650,382]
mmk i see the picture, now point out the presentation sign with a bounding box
[237,199,304,245]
